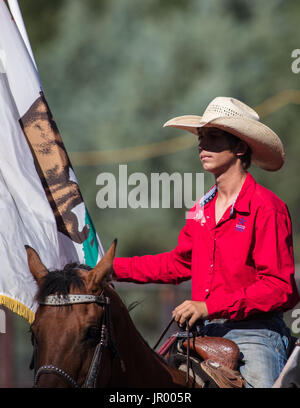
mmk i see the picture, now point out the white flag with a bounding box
[0,1,104,323]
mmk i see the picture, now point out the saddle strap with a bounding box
[201,359,246,388]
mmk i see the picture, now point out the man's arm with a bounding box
[112,220,193,285]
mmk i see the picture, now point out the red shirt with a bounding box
[113,173,300,320]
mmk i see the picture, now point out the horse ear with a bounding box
[25,245,48,284]
[88,239,117,291]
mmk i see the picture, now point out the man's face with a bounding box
[198,127,238,175]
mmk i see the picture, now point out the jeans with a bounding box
[202,315,291,388]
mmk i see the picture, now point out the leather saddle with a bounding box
[182,336,246,388]
[159,334,246,388]
[182,336,239,370]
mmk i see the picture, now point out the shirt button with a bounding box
[210,264,214,268]
[205,289,209,292]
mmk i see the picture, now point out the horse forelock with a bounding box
[35,262,92,303]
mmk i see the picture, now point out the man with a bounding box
[112,97,300,387]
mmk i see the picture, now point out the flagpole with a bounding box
[6,0,37,70]
[0,309,14,387]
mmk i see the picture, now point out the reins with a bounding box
[153,317,195,388]
[153,317,175,351]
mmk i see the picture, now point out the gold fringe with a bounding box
[0,295,35,324]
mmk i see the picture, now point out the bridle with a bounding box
[32,290,124,388]
[32,291,121,388]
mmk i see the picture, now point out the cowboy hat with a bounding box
[163,97,285,171]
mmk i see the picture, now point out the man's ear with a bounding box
[234,140,249,157]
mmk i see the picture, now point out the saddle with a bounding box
[159,334,246,388]
[183,336,239,370]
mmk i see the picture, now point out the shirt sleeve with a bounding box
[113,219,193,285]
[205,207,300,320]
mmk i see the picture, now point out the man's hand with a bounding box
[172,300,208,328]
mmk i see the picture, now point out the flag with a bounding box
[0,1,104,323]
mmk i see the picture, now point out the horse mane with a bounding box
[35,263,92,302]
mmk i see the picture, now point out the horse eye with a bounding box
[83,326,101,346]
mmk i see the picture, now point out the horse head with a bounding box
[26,239,117,388]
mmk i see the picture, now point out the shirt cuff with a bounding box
[205,295,231,320]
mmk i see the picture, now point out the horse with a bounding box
[26,240,196,388]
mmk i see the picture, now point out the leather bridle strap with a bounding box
[34,364,80,388]
[83,302,109,388]
[39,294,108,306]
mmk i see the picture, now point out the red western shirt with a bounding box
[113,173,300,320]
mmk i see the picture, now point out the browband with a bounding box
[39,294,109,306]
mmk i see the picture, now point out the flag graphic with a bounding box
[0,1,104,323]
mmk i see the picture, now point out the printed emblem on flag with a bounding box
[20,92,90,244]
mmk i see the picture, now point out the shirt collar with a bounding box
[199,185,217,208]
[230,172,256,214]
[202,172,256,215]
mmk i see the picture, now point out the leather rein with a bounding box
[32,291,124,388]
[153,317,195,388]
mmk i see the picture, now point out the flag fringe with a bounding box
[0,295,35,324]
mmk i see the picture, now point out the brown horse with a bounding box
[26,240,194,388]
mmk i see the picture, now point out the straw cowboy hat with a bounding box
[163,97,285,171]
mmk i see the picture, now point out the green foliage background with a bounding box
[20,0,300,259]
[2,0,300,386]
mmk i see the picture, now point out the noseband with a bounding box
[33,291,122,388]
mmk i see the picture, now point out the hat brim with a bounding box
[163,115,285,171]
